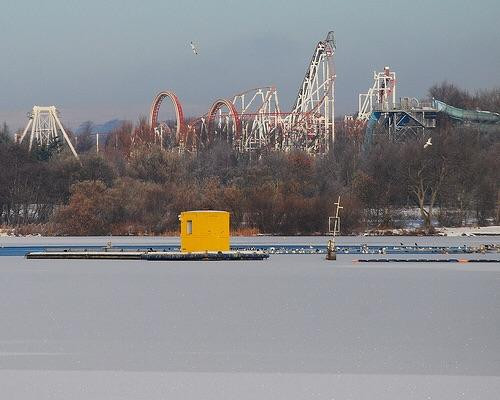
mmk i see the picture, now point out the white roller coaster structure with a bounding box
[149,31,336,154]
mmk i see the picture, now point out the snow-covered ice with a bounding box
[0,237,499,399]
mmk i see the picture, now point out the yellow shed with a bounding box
[179,211,230,252]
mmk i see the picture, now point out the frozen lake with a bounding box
[2,234,499,247]
[1,236,499,399]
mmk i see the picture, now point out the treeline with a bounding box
[0,83,499,235]
[1,126,498,235]
[429,82,500,112]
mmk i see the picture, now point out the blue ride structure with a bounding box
[358,67,500,149]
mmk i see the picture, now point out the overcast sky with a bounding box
[1,0,499,130]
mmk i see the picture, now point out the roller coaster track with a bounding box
[147,32,336,154]
[149,91,185,144]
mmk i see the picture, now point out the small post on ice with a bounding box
[326,196,342,260]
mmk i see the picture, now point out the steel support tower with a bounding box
[18,106,79,160]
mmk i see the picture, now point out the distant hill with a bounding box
[75,119,125,134]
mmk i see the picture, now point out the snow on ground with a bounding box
[440,225,500,236]
[0,247,499,399]
[2,371,500,400]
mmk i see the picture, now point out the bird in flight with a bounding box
[424,137,432,148]
[190,41,199,55]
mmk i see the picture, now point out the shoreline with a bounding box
[2,225,500,238]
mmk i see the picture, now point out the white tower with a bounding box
[358,66,397,121]
[18,106,79,160]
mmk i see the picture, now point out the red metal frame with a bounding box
[149,91,185,142]
[206,99,242,141]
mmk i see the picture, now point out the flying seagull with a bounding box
[424,137,432,148]
[190,41,198,55]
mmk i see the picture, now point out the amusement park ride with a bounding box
[16,31,500,160]
[357,66,438,147]
[150,31,336,154]
[356,66,500,148]
[17,106,79,160]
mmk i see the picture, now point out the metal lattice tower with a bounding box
[357,67,439,149]
[285,30,336,153]
[231,86,282,151]
[18,106,79,160]
[358,66,396,121]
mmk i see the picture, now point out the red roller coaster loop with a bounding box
[207,99,242,143]
[149,91,185,142]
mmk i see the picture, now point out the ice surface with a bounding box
[0,237,499,399]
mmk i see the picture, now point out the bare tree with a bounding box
[76,121,95,154]
[0,122,11,144]
[404,136,448,232]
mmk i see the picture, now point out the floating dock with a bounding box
[25,250,269,261]
[145,250,269,261]
[353,258,499,263]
